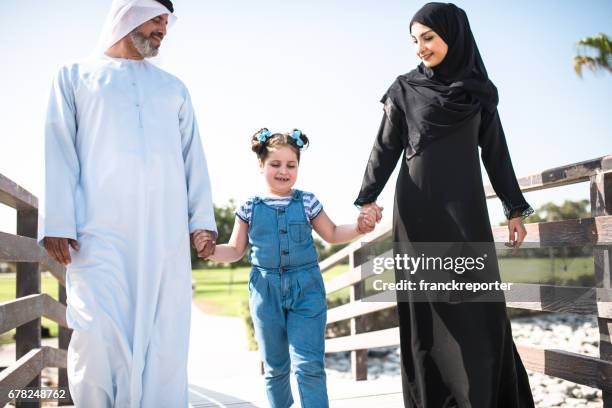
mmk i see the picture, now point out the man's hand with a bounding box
[43,237,80,265]
[507,217,527,249]
[191,229,217,259]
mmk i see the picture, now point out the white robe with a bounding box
[40,55,216,408]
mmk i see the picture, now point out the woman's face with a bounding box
[411,22,448,68]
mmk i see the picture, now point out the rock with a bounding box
[539,394,565,407]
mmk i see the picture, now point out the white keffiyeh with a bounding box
[96,0,176,52]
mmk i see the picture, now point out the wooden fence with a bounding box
[321,155,612,406]
[1,155,611,406]
[0,173,72,407]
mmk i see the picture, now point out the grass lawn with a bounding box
[498,256,593,283]
[0,272,62,344]
[192,267,250,316]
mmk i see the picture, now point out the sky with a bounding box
[0,0,611,236]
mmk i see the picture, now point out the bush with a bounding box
[240,300,258,351]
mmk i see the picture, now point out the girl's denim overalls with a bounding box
[248,189,329,408]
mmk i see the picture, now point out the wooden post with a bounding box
[590,172,612,407]
[15,209,40,408]
[58,283,73,405]
[349,252,368,381]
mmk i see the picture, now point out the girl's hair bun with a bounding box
[250,128,310,162]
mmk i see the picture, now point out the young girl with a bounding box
[206,128,377,408]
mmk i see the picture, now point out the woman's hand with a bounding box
[361,202,384,223]
[357,207,377,234]
[507,217,527,248]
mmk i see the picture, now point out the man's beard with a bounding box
[129,30,160,58]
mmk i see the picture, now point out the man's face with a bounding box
[130,14,169,58]
[137,14,168,48]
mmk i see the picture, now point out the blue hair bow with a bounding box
[256,128,272,142]
[290,129,304,147]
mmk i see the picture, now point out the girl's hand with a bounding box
[357,207,378,234]
[507,217,527,248]
[361,202,384,223]
[192,229,217,258]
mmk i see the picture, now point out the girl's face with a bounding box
[260,145,299,195]
[410,22,448,68]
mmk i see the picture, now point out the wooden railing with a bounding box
[0,173,72,407]
[321,155,612,406]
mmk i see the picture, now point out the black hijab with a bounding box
[384,3,498,157]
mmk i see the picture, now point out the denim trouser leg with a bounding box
[287,269,329,408]
[250,267,329,408]
[250,271,293,408]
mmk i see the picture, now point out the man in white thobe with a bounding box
[39,1,216,406]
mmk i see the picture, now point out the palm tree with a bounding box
[574,33,612,77]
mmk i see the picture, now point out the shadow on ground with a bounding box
[189,384,261,408]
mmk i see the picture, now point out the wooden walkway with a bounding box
[186,305,403,407]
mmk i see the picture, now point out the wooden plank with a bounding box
[43,346,67,369]
[491,215,612,246]
[325,250,393,294]
[40,258,66,287]
[0,348,43,406]
[517,345,612,394]
[319,247,349,273]
[591,172,612,407]
[326,284,612,324]
[485,155,612,197]
[325,267,362,295]
[0,347,68,406]
[348,253,368,381]
[15,209,41,408]
[0,173,38,211]
[326,332,612,394]
[58,283,73,405]
[327,298,396,325]
[42,295,68,328]
[326,328,400,354]
[0,294,43,333]
[320,224,392,272]
[0,293,68,332]
[505,284,612,318]
[0,231,66,285]
[0,231,43,262]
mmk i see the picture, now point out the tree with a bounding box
[499,199,591,258]
[500,199,590,226]
[574,33,612,77]
[536,199,590,222]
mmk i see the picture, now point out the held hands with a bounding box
[43,237,80,265]
[191,229,217,259]
[357,203,384,234]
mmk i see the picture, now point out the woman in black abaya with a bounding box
[355,3,535,407]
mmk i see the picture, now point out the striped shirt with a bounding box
[236,191,323,225]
